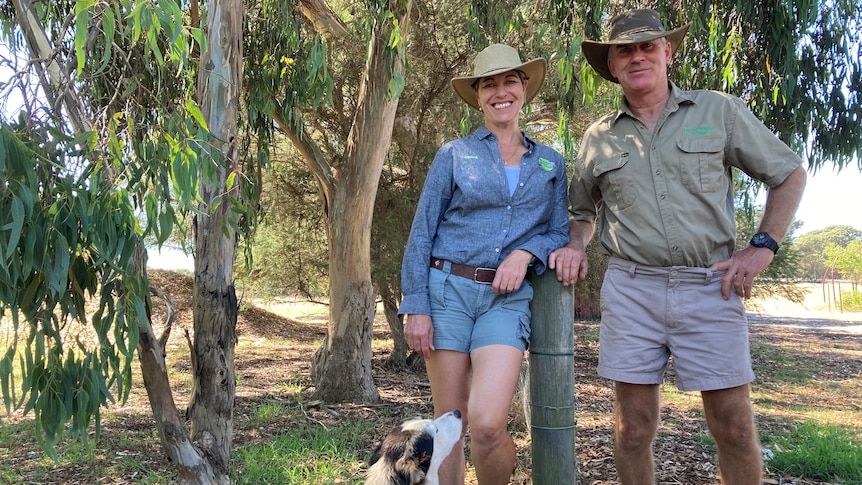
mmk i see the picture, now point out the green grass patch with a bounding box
[0,417,170,485]
[247,400,294,428]
[751,341,826,386]
[232,419,375,484]
[0,420,30,481]
[694,429,717,454]
[763,421,862,484]
[576,321,600,343]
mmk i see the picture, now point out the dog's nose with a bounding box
[452,409,462,419]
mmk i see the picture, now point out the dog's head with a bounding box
[365,409,462,485]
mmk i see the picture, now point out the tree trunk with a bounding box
[136,247,222,484]
[139,332,221,484]
[312,229,379,401]
[380,291,410,368]
[311,11,410,401]
[12,0,241,481]
[184,0,243,482]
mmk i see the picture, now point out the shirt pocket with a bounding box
[677,137,726,193]
[592,155,636,211]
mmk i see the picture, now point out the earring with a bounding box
[479,107,483,112]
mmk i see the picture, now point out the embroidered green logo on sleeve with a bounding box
[539,157,555,171]
[682,127,715,136]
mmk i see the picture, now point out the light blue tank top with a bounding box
[505,166,520,196]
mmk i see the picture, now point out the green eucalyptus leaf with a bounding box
[186,100,209,131]
[73,1,94,77]
[98,7,116,73]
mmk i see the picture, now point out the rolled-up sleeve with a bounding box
[399,146,454,316]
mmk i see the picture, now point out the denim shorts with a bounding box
[428,266,532,353]
[598,258,755,392]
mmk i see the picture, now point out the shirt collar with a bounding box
[611,81,696,125]
[475,126,536,149]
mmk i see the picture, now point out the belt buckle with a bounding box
[473,267,495,284]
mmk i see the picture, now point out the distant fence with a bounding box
[821,278,860,312]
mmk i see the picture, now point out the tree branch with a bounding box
[299,0,349,38]
[11,0,92,132]
[272,109,334,216]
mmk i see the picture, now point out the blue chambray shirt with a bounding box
[399,127,570,316]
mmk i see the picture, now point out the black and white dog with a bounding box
[364,409,462,485]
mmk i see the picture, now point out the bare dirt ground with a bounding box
[5,273,861,484]
[746,282,862,333]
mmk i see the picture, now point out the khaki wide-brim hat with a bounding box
[582,8,691,83]
[451,44,547,111]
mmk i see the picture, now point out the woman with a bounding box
[398,44,570,484]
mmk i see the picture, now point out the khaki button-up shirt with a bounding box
[569,83,802,268]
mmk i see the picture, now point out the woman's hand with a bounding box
[405,314,435,359]
[493,249,533,294]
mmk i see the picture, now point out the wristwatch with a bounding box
[750,232,780,254]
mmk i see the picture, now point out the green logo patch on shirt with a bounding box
[539,157,555,171]
[682,127,715,137]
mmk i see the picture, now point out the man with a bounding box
[549,8,807,485]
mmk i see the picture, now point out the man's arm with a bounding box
[711,166,807,299]
[549,219,596,286]
[758,166,807,241]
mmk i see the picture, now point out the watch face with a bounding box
[753,233,767,245]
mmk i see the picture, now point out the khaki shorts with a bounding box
[598,258,755,392]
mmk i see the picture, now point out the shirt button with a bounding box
[655,170,661,176]
[507,205,511,210]
[495,248,500,253]
[672,246,679,251]
[660,194,666,199]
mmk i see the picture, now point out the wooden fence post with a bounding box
[527,268,576,484]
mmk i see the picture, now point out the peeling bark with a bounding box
[183,0,244,482]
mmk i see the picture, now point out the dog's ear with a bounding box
[394,432,434,484]
[395,455,428,485]
[413,433,434,474]
[370,424,410,467]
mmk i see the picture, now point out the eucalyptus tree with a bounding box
[243,0,415,401]
[1,0,249,482]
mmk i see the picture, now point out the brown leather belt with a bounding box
[430,257,496,284]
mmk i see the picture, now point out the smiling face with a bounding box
[475,70,528,126]
[607,37,672,95]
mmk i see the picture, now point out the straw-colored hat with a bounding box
[451,44,547,111]
[581,9,691,83]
